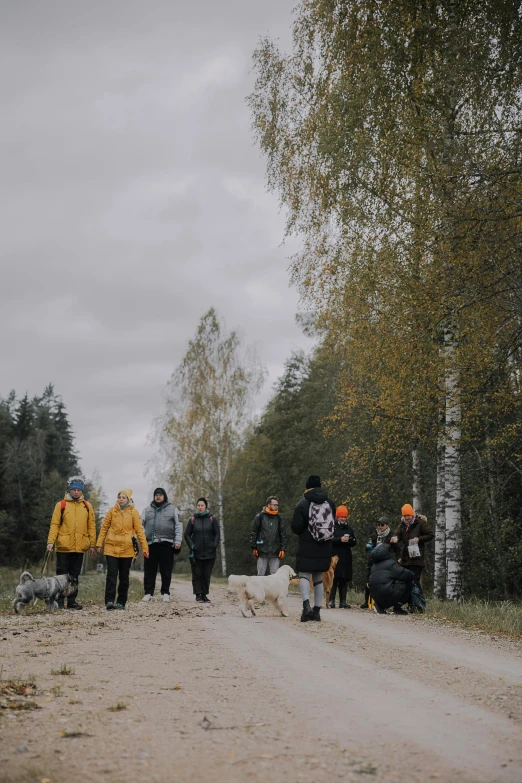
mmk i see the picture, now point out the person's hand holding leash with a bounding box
[46,543,54,552]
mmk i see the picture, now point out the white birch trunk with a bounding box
[216,447,227,576]
[434,436,446,599]
[444,325,462,600]
[412,445,422,512]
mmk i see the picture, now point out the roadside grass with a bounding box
[108,701,127,712]
[424,597,522,638]
[0,566,143,615]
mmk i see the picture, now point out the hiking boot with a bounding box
[141,594,152,603]
[339,602,351,609]
[162,594,171,603]
[113,603,125,610]
[373,603,387,614]
[196,594,204,603]
[67,602,83,610]
[106,602,115,611]
[359,602,368,609]
[300,599,314,622]
[202,595,211,603]
[311,606,321,622]
[393,606,408,615]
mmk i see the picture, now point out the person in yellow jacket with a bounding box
[46,476,96,610]
[96,489,149,610]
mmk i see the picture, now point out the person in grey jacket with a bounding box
[250,496,286,575]
[141,487,182,603]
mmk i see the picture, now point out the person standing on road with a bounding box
[141,487,182,603]
[96,490,149,610]
[292,475,336,623]
[368,543,413,614]
[184,497,220,603]
[390,503,433,607]
[360,516,394,609]
[250,496,286,575]
[46,476,96,610]
[329,505,357,608]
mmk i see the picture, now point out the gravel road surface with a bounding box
[1,577,521,783]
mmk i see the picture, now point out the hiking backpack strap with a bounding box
[60,499,90,525]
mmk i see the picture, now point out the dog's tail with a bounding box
[19,571,35,584]
[228,574,248,590]
[12,598,24,614]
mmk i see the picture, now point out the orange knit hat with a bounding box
[401,503,414,516]
[336,505,349,518]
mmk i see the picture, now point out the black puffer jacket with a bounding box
[292,487,336,573]
[369,544,414,609]
[332,521,357,581]
[184,512,220,560]
[250,510,286,557]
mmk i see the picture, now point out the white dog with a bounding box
[228,564,296,618]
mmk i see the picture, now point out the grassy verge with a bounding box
[424,597,522,638]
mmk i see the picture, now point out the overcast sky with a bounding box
[1,1,310,510]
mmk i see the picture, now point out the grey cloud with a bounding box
[1,0,308,507]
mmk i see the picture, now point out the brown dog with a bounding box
[310,555,339,608]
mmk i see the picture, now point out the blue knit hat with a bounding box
[68,476,85,491]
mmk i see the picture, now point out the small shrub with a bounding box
[51,664,74,676]
[108,701,127,712]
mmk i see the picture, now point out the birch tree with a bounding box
[155,309,264,575]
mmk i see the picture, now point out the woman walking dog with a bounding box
[96,490,148,610]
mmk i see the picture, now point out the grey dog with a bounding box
[13,571,78,614]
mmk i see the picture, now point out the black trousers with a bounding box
[191,558,215,596]
[144,542,174,596]
[105,556,133,606]
[405,565,424,596]
[56,552,84,607]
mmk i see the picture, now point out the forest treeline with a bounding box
[222,0,522,599]
[0,387,102,566]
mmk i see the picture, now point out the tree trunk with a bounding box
[412,444,422,512]
[216,448,227,575]
[434,436,446,599]
[444,324,462,600]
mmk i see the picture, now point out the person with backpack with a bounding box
[141,487,182,603]
[390,503,433,606]
[329,505,357,608]
[96,490,149,610]
[250,496,287,575]
[360,515,394,609]
[46,476,96,610]
[184,497,220,603]
[368,543,413,614]
[292,475,336,622]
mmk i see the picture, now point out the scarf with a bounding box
[265,507,279,516]
[401,515,416,527]
[376,526,390,544]
[195,510,210,518]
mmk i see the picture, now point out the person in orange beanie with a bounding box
[329,505,357,608]
[390,503,433,610]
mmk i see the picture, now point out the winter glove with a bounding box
[278,551,285,559]
[143,552,149,559]
[253,549,259,557]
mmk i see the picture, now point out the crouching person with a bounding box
[368,543,414,615]
[96,490,149,610]
[46,476,96,610]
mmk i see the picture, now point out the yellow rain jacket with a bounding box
[97,500,149,559]
[47,495,96,553]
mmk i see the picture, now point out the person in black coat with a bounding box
[368,543,413,615]
[292,475,336,622]
[329,505,357,608]
[360,516,395,609]
[184,497,220,603]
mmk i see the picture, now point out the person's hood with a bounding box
[305,487,328,504]
[371,543,391,563]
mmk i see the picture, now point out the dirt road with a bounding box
[1,578,521,783]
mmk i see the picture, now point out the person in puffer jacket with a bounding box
[141,487,182,603]
[250,496,287,575]
[184,497,220,603]
[368,543,414,615]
